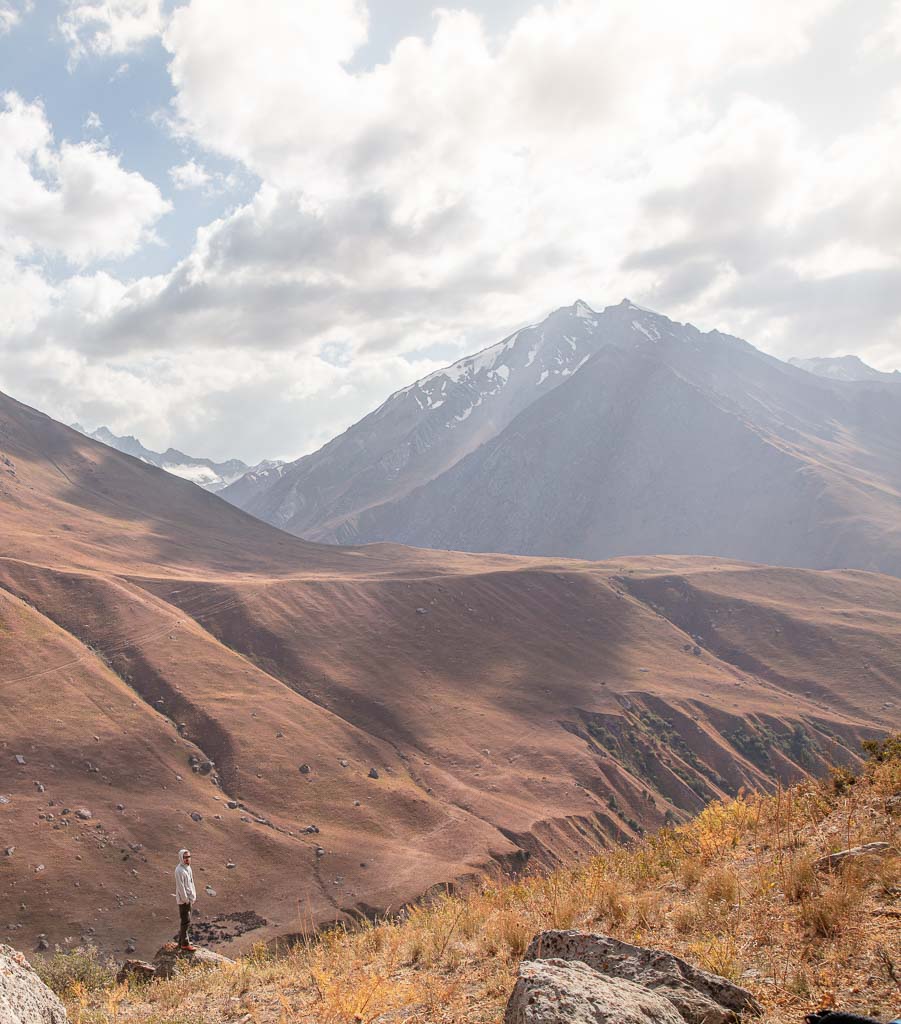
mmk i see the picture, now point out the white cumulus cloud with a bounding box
[0,92,170,265]
[3,0,901,460]
[169,158,210,190]
[59,0,164,64]
[0,0,31,35]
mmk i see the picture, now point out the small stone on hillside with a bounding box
[368,768,380,779]
[117,959,154,985]
[299,763,312,775]
[190,811,203,822]
[814,842,897,872]
[15,755,26,765]
[75,809,92,820]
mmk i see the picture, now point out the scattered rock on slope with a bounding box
[0,944,69,1023]
[514,931,760,1024]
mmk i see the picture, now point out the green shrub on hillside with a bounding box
[34,944,116,998]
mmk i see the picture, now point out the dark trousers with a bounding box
[178,902,192,945]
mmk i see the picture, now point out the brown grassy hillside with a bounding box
[1,389,899,957]
[47,738,901,1024]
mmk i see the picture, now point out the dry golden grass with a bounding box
[63,744,900,1024]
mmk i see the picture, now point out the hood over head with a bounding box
[177,848,190,868]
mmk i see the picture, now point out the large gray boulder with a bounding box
[506,959,686,1024]
[522,932,760,1024]
[152,942,234,980]
[0,945,68,1023]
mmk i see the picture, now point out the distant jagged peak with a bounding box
[66,422,282,493]
[788,354,901,383]
[614,297,662,315]
[574,298,594,317]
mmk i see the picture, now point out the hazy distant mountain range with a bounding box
[220,299,901,576]
[71,423,284,493]
[788,354,901,383]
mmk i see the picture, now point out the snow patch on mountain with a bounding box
[632,319,660,342]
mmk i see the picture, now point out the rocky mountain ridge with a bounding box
[221,298,622,536]
[222,300,901,576]
[71,423,284,493]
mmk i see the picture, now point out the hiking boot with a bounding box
[179,943,197,952]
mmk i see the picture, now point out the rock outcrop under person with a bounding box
[0,944,69,1024]
[152,942,234,980]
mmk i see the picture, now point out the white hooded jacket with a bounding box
[175,849,196,905]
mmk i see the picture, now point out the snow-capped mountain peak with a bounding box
[788,354,901,383]
[395,298,643,427]
[219,297,713,537]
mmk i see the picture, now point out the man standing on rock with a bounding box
[175,848,197,951]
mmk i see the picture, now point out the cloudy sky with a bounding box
[1,0,900,462]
